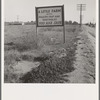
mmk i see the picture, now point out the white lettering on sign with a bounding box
[36,6,64,26]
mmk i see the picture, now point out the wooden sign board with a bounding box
[35,5,64,27]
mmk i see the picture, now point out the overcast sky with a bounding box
[4,0,96,23]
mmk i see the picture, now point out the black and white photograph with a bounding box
[4,0,96,83]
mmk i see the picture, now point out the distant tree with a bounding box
[68,20,72,24]
[73,21,78,25]
[65,21,69,25]
[34,21,36,24]
[85,23,89,26]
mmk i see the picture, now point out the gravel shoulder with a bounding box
[67,25,95,83]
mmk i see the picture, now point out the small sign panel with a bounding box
[36,6,64,27]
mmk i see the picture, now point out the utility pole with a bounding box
[77,4,86,27]
[17,15,19,22]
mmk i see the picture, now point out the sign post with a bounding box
[35,7,38,47]
[62,5,65,43]
[35,5,65,43]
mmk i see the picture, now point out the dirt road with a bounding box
[66,25,95,83]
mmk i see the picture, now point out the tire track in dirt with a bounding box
[66,25,95,83]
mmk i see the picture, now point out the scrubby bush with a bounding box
[20,53,75,83]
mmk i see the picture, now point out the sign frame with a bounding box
[35,5,65,43]
[35,5,64,27]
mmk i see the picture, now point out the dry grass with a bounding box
[4,24,80,83]
[4,50,21,83]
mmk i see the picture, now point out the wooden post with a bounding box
[63,24,65,43]
[77,4,86,27]
[63,5,65,43]
[35,7,38,48]
[80,4,82,27]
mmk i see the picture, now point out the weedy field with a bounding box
[4,24,81,83]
